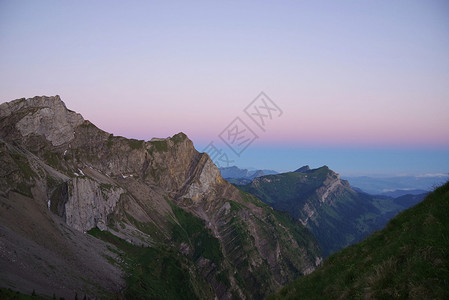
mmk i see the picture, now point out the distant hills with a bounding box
[220,166,446,197]
[219,166,278,185]
[219,166,279,178]
[235,166,426,257]
[379,189,429,198]
[269,181,449,299]
[344,174,448,195]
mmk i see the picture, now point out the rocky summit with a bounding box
[0,96,321,299]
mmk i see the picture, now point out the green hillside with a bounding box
[238,166,415,257]
[268,181,449,300]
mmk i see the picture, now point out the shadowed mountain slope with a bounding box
[269,181,449,300]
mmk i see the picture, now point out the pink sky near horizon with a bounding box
[1,0,448,151]
[70,90,449,149]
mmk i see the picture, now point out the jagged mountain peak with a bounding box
[0,96,223,205]
[0,95,69,117]
[0,95,321,299]
[0,95,84,147]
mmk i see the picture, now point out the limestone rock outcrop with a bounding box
[65,177,124,232]
[1,95,83,146]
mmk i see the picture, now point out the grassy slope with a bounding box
[269,181,449,300]
[88,228,204,300]
[240,168,422,257]
[238,169,378,256]
[88,192,321,300]
[88,200,223,300]
[0,288,48,300]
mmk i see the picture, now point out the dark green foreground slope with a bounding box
[269,181,449,300]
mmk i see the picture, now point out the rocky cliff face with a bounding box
[248,166,349,218]
[239,166,407,257]
[0,96,321,299]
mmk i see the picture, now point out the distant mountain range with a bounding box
[219,166,278,185]
[343,174,448,195]
[221,166,448,197]
[219,166,279,178]
[235,165,426,257]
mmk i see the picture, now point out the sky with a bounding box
[1,1,448,176]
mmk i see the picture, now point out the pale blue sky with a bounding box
[1,1,448,175]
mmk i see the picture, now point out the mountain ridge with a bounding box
[237,166,425,257]
[0,95,321,299]
[344,175,448,195]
